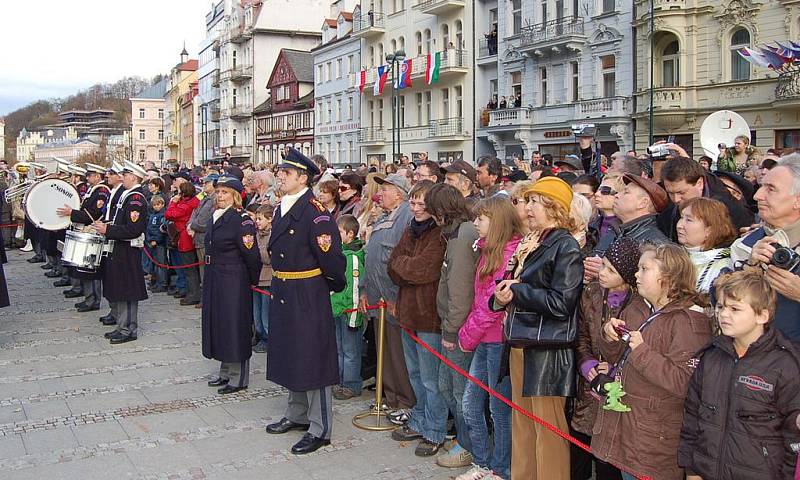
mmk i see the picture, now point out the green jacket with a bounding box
[331,240,366,327]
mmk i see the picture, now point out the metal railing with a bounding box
[413,0,465,12]
[519,17,585,48]
[358,127,386,142]
[429,117,464,137]
[775,67,800,101]
[478,37,498,59]
[353,12,385,33]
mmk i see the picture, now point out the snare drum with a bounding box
[61,230,106,271]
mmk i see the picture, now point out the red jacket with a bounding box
[165,195,200,252]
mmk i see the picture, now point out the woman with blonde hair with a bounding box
[491,177,583,480]
[509,180,533,235]
[357,172,385,241]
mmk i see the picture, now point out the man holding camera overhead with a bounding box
[732,154,800,341]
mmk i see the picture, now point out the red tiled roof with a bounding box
[177,59,198,71]
[340,12,353,21]
[324,19,337,27]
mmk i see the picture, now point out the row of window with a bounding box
[316,140,358,165]
[316,95,357,124]
[366,86,464,128]
[137,108,165,120]
[138,149,165,161]
[257,112,314,134]
[316,54,359,84]
[138,129,165,141]
[365,21,464,68]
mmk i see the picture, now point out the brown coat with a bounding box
[591,298,713,480]
[571,283,650,436]
[388,223,446,333]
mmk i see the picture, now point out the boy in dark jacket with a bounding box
[679,269,800,480]
[145,195,168,293]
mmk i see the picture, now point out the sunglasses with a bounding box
[598,186,618,196]
[338,185,352,192]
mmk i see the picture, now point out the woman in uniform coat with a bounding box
[202,175,262,394]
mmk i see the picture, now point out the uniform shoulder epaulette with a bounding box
[309,198,325,212]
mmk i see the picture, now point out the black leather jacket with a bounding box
[593,213,668,256]
[493,229,584,397]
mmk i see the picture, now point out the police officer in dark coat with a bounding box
[201,175,262,395]
[57,163,110,312]
[98,163,126,326]
[265,148,346,455]
[92,161,148,344]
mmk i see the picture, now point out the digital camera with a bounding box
[770,243,800,273]
[614,324,632,343]
[646,144,670,158]
[571,123,597,137]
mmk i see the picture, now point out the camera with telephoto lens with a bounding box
[770,243,800,273]
[571,123,597,137]
[646,144,670,158]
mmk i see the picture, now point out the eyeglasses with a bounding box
[598,186,618,196]
[512,197,521,205]
[338,185,352,192]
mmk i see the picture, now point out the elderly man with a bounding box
[584,173,669,281]
[441,160,479,204]
[657,157,754,241]
[413,160,442,184]
[732,154,800,341]
[360,172,416,425]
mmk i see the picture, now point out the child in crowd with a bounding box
[456,196,523,480]
[592,243,712,480]
[571,237,649,480]
[330,214,366,400]
[252,205,273,353]
[679,269,800,479]
[146,195,167,293]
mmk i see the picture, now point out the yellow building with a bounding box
[633,0,800,156]
[164,48,199,165]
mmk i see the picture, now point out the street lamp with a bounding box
[386,49,406,164]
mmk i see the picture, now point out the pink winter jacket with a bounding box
[458,236,521,351]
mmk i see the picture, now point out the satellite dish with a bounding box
[700,110,751,158]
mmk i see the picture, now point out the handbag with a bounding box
[504,304,577,348]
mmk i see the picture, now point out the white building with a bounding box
[197,1,227,163]
[475,0,635,163]
[313,2,361,166]
[16,127,78,162]
[33,138,100,165]
[351,0,474,165]
[217,0,327,162]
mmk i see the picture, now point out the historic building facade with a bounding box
[164,49,198,165]
[131,79,168,165]
[631,0,800,156]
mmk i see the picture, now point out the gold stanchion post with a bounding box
[352,299,396,431]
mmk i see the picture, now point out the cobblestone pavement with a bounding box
[0,250,467,479]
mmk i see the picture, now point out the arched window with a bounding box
[390,39,397,53]
[415,31,423,55]
[398,36,405,53]
[662,39,679,87]
[455,20,463,49]
[730,28,751,81]
[424,29,432,55]
[441,24,450,50]
[378,43,385,65]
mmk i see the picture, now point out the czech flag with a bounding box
[374,65,389,95]
[396,59,412,89]
[358,69,367,94]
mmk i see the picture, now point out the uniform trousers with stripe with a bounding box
[218,360,249,388]
[80,279,102,307]
[284,387,333,440]
[110,301,139,337]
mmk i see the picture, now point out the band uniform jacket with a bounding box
[69,183,110,280]
[201,209,261,363]
[267,189,347,392]
[102,186,148,302]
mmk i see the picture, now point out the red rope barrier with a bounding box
[401,327,653,480]
[0,223,21,229]
[141,245,205,269]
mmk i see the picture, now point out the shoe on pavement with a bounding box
[266,418,310,435]
[442,438,458,452]
[150,286,167,293]
[415,439,444,457]
[455,465,496,480]
[109,334,137,345]
[252,341,268,353]
[101,317,118,326]
[53,279,71,287]
[44,270,62,278]
[179,298,199,306]
[218,385,247,395]
[436,443,474,469]
[291,433,330,455]
[63,290,84,298]
[387,408,410,426]
[104,330,121,339]
[20,240,33,252]
[391,425,423,442]
[77,304,100,313]
[332,386,356,400]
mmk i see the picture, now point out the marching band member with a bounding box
[92,161,148,344]
[61,165,88,298]
[201,175,262,395]
[264,148,346,455]
[98,163,126,326]
[56,163,111,312]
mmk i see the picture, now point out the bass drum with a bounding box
[23,178,81,231]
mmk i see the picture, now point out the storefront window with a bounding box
[776,129,800,151]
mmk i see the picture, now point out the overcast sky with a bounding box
[0,0,209,116]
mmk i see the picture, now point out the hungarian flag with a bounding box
[358,69,367,94]
[426,52,441,85]
[396,59,412,89]
[374,65,389,95]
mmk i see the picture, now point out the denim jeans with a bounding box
[439,347,474,452]
[142,249,153,275]
[401,330,448,444]
[181,250,201,302]
[252,288,270,343]
[168,248,186,292]
[463,342,511,478]
[151,246,168,288]
[334,315,364,394]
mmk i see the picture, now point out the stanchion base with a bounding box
[352,407,397,431]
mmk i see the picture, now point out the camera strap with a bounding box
[611,310,661,381]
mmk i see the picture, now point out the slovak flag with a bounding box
[358,69,367,94]
[374,65,389,95]
[396,59,412,89]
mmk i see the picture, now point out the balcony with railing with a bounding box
[578,97,631,118]
[517,17,586,54]
[224,145,253,157]
[429,117,466,138]
[222,105,253,120]
[478,37,498,64]
[228,24,253,44]
[210,106,221,121]
[413,0,465,15]
[353,12,385,38]
[211,71,220,87]
[229,65,253,82]
[484,107,535,128]
[165,133,180,146]
[774,67,800,107]
[357,127,386,144]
